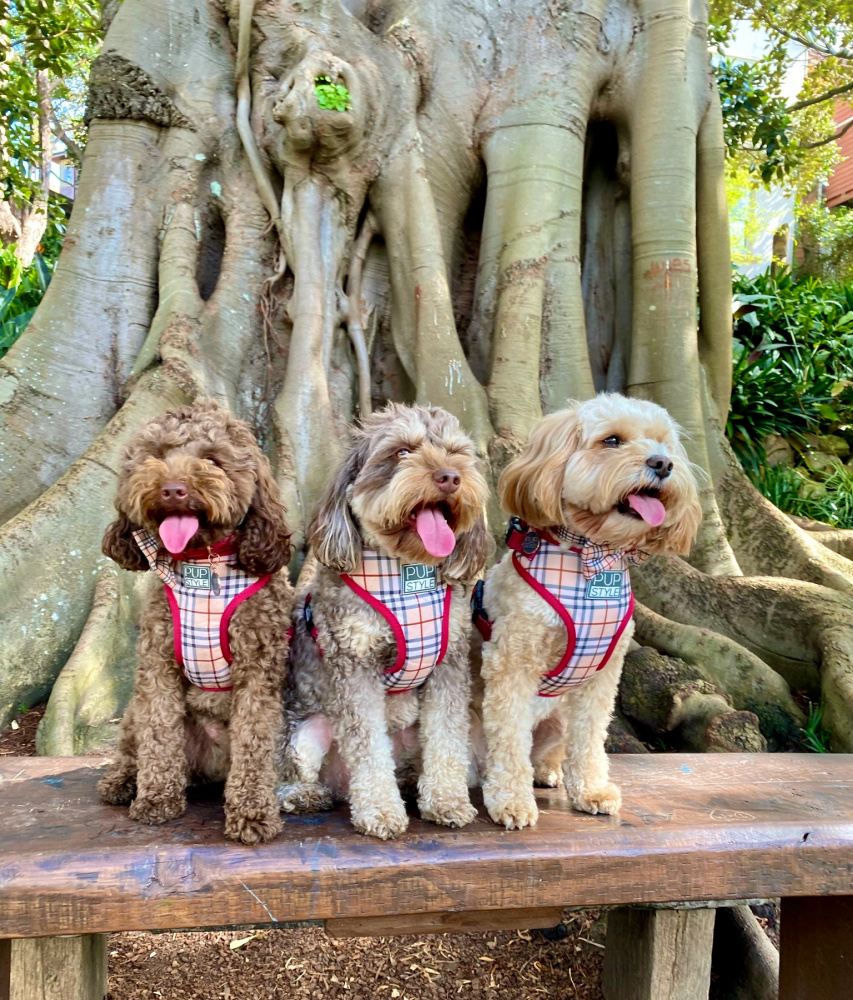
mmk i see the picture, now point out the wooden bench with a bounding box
[1,753,852,1000]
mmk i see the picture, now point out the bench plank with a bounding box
[1,754,852,939]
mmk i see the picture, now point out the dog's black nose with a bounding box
[646,455,673,479]
[161,482,189,503]
[433,470,461,494]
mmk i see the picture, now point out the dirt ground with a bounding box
[2,705,605,1000]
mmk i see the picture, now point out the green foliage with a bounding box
[801,701,831,753]
[727,269,853,472]
[710,0,847,196]
[314,75,351,112]
[1,0,100,206]
[716,56,796,186]
[0,248,53,359]
[797,202,853,284]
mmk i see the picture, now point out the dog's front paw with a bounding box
[225,806,282,845]
[98,767,137,806]
[419,794,478,829]
[483,782,539,830]
[129,792,186,825]
[277,781,334,814]
[568,782,621,816]
[351,800,409,840]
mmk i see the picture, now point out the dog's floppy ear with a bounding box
[441,514,495,585]
[102,512,149,572]
[308,437,368,573]
[498,407,582,527]
[238,454,292,575]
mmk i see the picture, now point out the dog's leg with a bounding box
[531,710,569,787]
[277,714,335,814]
[416,633,477,829]
[480,626,543,830]
[223,656,285,845]
[329,673,409,840]
[127,611,189,825]
[561,636,629,816]
[98,700,138,805]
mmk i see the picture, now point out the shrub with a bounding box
[0,249,53,359]
[728,268,853,527]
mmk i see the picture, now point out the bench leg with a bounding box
[602,906,716,1000]
[4,935,107,1000]
[780,896,853,999]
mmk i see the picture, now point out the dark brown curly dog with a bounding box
[98,398,293,844]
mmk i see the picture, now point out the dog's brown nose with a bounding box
[433,470,461,494]
[646,455,673,479]
[161,482,189,504]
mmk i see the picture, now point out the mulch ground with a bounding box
[2,706,605,1000]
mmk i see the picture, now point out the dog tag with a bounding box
[183,564,212,590]
[521,531,540,556]
[401,563,438,594]
[585,570,624,600]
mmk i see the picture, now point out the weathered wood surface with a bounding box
[779,895,853,999]
[1,754,853,939]
[602,907,716,1000]
[4,935,107,1000]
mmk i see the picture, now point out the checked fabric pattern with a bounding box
[513,535,635,697]
[134,529,269,691]
[343,548,451,694]
[552,525,647,579]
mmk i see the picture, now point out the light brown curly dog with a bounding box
[98,398,293,844]
[476,394,702,830]
[277,404,492,840]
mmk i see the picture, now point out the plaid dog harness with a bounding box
[474,519,640,697]
[133,530,271,691]
[340,548,452,694]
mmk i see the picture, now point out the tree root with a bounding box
[36,568,144,756]
[621,646,766,752]
[634,603,804,747]
[633,556,853,750]
[712,905,778,1000]
[0,372,187,731]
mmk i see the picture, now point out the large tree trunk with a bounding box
[0,0,845,753]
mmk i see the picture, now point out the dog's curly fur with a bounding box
[277,403,492,839]
[98,398,294,845]
[477,394,702,829]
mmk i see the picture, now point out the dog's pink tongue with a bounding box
[158,514,200,555]
[414,507,456,558]
[627,494,666,527]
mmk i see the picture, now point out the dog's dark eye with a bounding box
[603,436,621,448]
[205,457,219,466]
[396,448,411,459]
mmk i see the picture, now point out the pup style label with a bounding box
[182,564,213,590]
[585,570,624,600]
[401,563,438,594]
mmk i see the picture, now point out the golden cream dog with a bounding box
[477,393,701,829]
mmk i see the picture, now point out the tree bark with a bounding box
[0,0,850,756]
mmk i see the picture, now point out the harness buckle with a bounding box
[470,579,493,641]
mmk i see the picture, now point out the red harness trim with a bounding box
[341,573,452,693]
[510,549,578,681]
[480,519,635,696]
[179,534,239,559]
[163,569,271,692]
